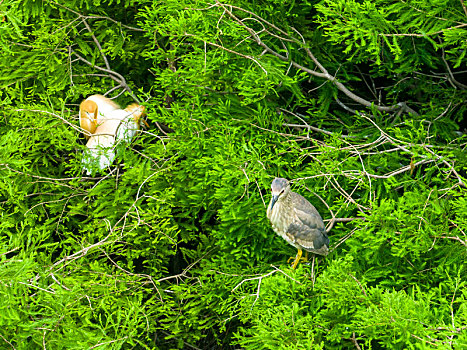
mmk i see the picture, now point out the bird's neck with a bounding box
[269,193,293,230]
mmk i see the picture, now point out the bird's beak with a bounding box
[270,194,279,211]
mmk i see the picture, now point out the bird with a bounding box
[266,177,329,269]
[115,103,147,143]
[79,94,120,139]
[82,103,146,174]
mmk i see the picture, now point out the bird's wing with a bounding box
[287,193,329,255]
[93,110,128,137]
[83,134,116,174]
[116,105,144,143]
[116,119,138,144]
[288,216,329,253]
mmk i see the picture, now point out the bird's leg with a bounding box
[291,249,302,269]
[287,250,311,269]
[311,255,315,287]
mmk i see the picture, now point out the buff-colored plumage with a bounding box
[80,99,147,174]
[79,95,120,139]
[116,104,146,143]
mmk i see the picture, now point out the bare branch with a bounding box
[350,332,362,350]
[0,333,16,350]
[0,163,100,182]
[81,18,111,71]
[442,54,467,90]
[210,0,417,116]
[89,337,129,350]
[71,51,140,103]
[14,108,84,135]
[439,236,467,247]
[0,247,19,257]
[379,23,467,37]
[325,217,365,233]
[232,265,302,292]
[184,33,268,75]
[50,1,144,31]
[462,0,467,17]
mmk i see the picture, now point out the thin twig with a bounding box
[71,51,139,103]
[81,18,111,71]
[212,0,416,116]
[350,332,362,350]
[0,333,16,350]
[462,0,467,17]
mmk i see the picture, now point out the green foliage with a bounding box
[316,0,467,69]
[1,0,466,349]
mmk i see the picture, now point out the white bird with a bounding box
[82,103,146,175]
[79,95,120,139]
[116,103,147,143]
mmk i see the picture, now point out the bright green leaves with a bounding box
[316,0,390,64]
[348,187,465,292]
[1,0,467,348]
[316,0,466,72]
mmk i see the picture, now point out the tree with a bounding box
[0,0,466,348]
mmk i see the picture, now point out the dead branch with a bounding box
[184,34,268,75]
[47,1,142,101]
[0,163,101,182]
[325,217,365,233]
[98,248,163,301]
[441,51,467,90]
[71,51,139,103]
[0,333,16,350]
[81,18,111,71]
[350,332,362,350]
[462,0,467,17]
[231,266,299,292]
[378,23,467,37]
[439,236,467,247]
[14,108,85,135]
[88,337,129,350]
[0,247,19,257]
[206,0,417,116]
[359,112,466,187]
[348,273,368,297]
[229,265,302,313]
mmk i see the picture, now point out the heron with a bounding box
[82,103,146,174]
[267,177,329,269]
[79,94,120,139]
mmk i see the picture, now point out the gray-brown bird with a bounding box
[266,177,329,269]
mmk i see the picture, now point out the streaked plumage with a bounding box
[267,177,329,269]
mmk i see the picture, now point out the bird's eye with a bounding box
[280,189,284,194]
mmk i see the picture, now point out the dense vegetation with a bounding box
[1,0,466,348]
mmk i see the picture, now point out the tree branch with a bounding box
[212,0,417,116]
[71,51,140,102]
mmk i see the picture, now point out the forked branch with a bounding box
[194,1,418,116]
